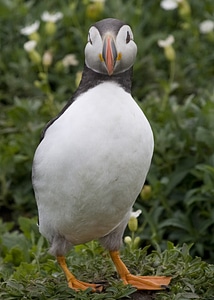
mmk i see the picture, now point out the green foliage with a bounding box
[136,93,214,261]
[0,218,214,299]
[1,0,214,297]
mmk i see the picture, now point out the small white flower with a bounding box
[20,21,40,36]
[131,209,142,219]
[62,54,79,67]
[160,0,178,10]
[158,35,175,48]
[41,11,63,23]
[23,40,37,52]
[199,20,214,34]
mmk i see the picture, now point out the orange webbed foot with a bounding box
[109,250,171,290]
[57,256,103,292]
[67,278,103,292]
[125,273,171,290]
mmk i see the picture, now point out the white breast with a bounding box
[33,82,154,245]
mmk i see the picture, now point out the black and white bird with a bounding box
[32,18,171,292]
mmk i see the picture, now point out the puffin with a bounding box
[32,18,171,292]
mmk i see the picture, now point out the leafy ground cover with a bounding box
[1,0,214,298]
[0,217,214,299]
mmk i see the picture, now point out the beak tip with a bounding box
[107,69,114,76]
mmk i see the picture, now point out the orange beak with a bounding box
[102,35,117,76]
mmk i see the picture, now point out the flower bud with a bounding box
[38,72,47,80]
[128,216,138,232]
[29,32,40,42]
[34,80,41,88]
[55,61,64,72]
[178,0,191,19]
[45,21,56,35]
[124,236,132,245]
[42,51,53,67]
[29,50,41,64]
[164,45,176,61]
[133,237,141,248]
[140,185,152,201]
[86,1,104,20]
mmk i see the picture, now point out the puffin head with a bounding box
[85,18,137,76]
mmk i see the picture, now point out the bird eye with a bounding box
[126,31,131,43]
[88,33,93,45]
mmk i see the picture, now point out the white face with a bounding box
[85,24,137,75]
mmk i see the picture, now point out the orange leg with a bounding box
[57,256,103,292]
[109,251,171,290]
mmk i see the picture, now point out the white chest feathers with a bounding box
[33,82,154,245]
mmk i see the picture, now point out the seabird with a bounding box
[32,18,171,292]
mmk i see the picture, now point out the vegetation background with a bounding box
[0,0,214,299]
